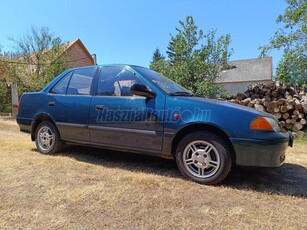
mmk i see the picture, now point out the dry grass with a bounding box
[0,117,306,229]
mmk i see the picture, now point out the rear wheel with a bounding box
[175,131,232,185]
[35,121,63,154]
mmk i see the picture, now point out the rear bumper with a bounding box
[231,132,291,167]
[16,117,32,133]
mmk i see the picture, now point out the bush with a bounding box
[0,83,11,113]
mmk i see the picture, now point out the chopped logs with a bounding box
[229,83,307,133]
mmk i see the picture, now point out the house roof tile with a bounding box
[217,57,272,83]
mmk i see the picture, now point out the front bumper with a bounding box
[231,132,291,167]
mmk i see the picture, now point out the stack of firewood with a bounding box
[229,82,307,133]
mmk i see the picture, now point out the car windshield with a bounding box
[133,66,194,96]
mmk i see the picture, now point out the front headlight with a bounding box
[250,116,281,132]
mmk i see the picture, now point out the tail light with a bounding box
[17,96,22,112]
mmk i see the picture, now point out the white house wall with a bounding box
[218,80,272,96]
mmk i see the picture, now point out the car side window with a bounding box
[67,68,96,95]
[97,67,149,96]
[50,72,72,94]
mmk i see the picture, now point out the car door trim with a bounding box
[88,125,157,135]
[56,122,88,128]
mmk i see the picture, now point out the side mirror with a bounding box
[130,84,156,99]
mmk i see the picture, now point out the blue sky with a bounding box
[0,0,286,71]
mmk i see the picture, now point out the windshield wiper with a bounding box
[169,91,195,96]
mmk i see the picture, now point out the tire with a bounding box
[175,131,232,185]
[35,121,63,154]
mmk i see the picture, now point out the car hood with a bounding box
[173,96,274,118]
[164,96,278,138]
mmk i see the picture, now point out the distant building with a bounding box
[63,39,95,68]
[217,57,272,96]
[9,39,94,116]
[26,38,95,71]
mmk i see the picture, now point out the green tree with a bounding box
[149,48,166,73]
[150,16,233,97]
[150,48,165,64]
[260,0,307,85]
[6,26,68,91]
[0,48,12,112]
[166,16,203,64]
[0,83,10,113]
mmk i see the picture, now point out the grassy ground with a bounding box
[0,117,306,229]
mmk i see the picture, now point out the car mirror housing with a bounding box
[130,84,156,99]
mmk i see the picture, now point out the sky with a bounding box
[0,0,287,71]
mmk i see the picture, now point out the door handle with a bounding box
[96,105,105,111]
[48,102,55,107]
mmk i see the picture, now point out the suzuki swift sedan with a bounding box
[17,65,292,184]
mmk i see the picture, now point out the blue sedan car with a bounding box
[16,65,292,184]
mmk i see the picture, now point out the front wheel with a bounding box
[35,121,63,154]
[175,131,232,185]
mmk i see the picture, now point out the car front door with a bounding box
[88,66,164,151]
[45,67,97,142]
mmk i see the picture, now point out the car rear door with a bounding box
[45,67,97,142]
[88,66,164,151]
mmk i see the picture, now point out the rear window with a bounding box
[50,72,72,94]
[67,68,96,95]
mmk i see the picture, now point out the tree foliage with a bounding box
[150,48,165,64]
[260,0,307,85]
[3,26,68,92]
[0,48,14,112]
[150,48,166,73]
[0,82,11,113]
[0,27,68,112]
[150,16,232,97]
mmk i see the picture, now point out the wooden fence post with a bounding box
[11,83,18,117]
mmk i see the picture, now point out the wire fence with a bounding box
[0,55,94,66]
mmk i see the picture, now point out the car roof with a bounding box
[66,64,146,72]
